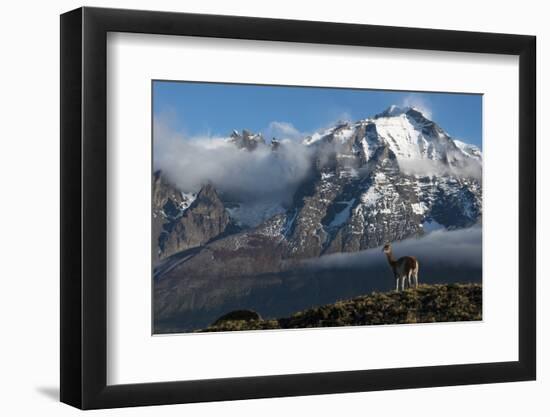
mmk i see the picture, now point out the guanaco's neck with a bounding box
[385,251,397,267]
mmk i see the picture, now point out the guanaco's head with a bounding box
[382,243,392,254]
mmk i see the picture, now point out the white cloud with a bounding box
[153,117,315,220]
[262,121,305,141]
[398,158,482,179]
[401,95,433,119]
[332,111,353,124]
[307,226,482,271]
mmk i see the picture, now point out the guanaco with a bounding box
[382,243,419,292]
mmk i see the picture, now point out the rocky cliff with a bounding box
[153,177,233,261]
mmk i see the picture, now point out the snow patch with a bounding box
[411,202,428,215]
[360,187,380,207]
[257,215,287,238]
[374,172,386,181]
[373,114,423,160]
[454,139,482,161]
[334,127,354,143]
[303,127,336,145]
[339,167,359,178]
[180,191,197,211]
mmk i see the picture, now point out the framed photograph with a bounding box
[60,6,536,409]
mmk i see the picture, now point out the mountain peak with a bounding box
[375,105,429,120]
[228,129,265,151]
[196,182,220,201]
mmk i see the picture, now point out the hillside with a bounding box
[200,283,482,332]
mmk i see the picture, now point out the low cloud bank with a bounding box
[154,118,314,210]
[398,158,482,179]
[308,226,482,271]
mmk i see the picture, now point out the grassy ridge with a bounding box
[200,283,482,332]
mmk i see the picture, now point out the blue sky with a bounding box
[153,81,483,148]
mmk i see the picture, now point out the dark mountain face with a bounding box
[153,178,233,261]
[152,106,482,331]
[152,172,188,263]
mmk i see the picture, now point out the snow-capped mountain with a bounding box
[305,106,481,174]
[152,106,481,263]
[282,105,481,257]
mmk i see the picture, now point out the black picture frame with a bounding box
[60,6,536,410]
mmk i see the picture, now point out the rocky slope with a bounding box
[153,175,234,261]
[152,172,191,262]
[288,107,481,258]
[200,283,482,332]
